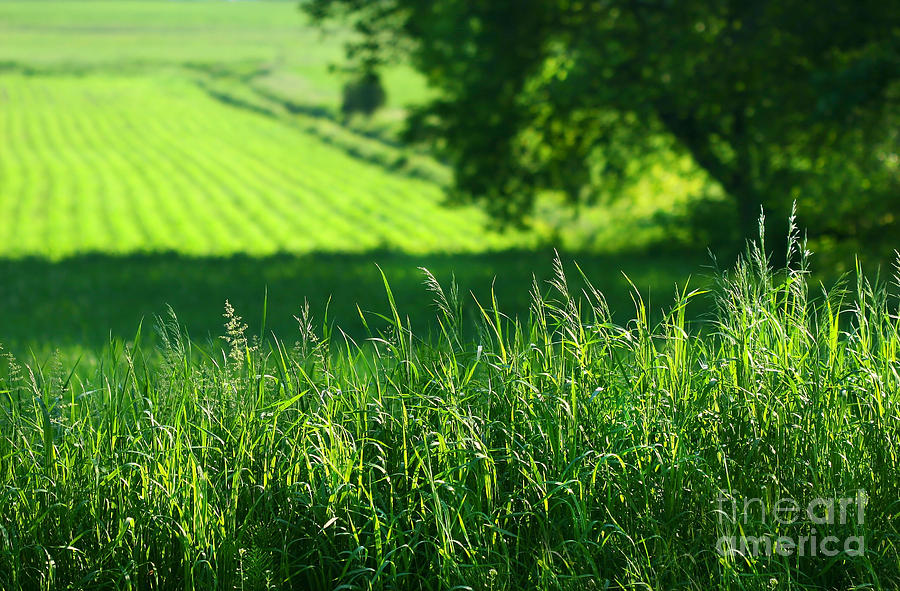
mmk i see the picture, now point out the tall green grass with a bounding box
[1,225,898,589]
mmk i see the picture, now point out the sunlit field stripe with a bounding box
[225,110,492,251]
[198,91,498,251]
[174,112,329,252]
[0,73,521,257]
[14,79,58,254]
[81,82,179,253]
[89,80,233,253]
[56,81,148,254]
[0,78,23,248]
[217,110,443,245]
[102,104,222,253]
[41,84,85,255]
[139,100,282,254]
[84,96,181,253]
[166,92,374,251]
[192,131,372,251]
[61,81,147,253]
[118,94,257,253]
[38,80,92,254]
[212,112,455,251]
[9,79,42,255]
[147,106,311,253]
[96,95,213,253]
[5,80,37,253]
[177,96,400,251]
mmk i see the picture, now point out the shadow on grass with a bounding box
[0,249,718,353]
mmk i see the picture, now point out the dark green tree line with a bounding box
[306,0,899,245]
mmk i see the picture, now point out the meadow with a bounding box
[0,0,709,355]
[0,1,897,589]
[2,237,899,589]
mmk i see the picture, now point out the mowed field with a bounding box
[0,0,490,256]
[0,0,706,353]
[0,73,512,257]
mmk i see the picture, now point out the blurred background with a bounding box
[0,0,897,355]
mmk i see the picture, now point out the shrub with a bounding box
[341,71,386,119]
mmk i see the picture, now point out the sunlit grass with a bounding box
[0,73,520,258]
[2,228,897,589]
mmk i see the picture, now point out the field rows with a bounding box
[0,74,520,258]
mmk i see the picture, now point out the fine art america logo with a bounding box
[716,490,867,557]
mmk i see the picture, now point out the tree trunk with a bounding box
[655,106,765,247]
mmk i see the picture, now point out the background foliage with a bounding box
[307,0,900,246]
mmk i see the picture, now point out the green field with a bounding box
[0,0,500,259]
[0,0,710,353]
[3,2,896,589]
[0,73,515,257]
[0,0,701,260]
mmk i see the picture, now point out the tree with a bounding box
[306,0,900,244]
[341,71,387,120]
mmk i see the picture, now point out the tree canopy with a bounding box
[306,0,900,244]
